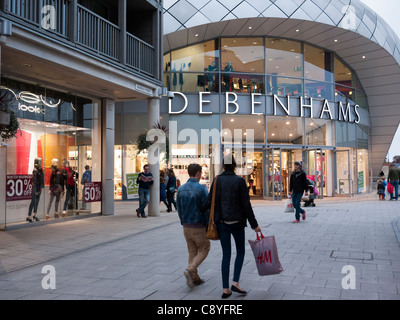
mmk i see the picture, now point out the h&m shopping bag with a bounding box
[248,232,283,276]
[284,196,294,213]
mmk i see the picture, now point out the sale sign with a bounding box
[84,182,102,203]
[6,175,33,202]
[126,173,139,200]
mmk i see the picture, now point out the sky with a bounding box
[360,0,400,160]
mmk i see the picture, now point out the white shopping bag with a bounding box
[284,196,294,213]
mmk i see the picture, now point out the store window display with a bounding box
[27,158,44,222]
[1,78,102,226]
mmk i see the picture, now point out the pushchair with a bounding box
[303,179,317,207]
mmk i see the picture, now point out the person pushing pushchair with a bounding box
[303,178,318,207]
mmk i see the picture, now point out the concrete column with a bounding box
[102,98,115,216]
[147,98,160,217]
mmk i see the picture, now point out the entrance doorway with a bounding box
[334,149,351,195]
[264,147,331,200]
[304,149,326,198]
[264,148,302,200]
[234,151,263,197]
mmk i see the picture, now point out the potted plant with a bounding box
[0,87,21,141]
[135,122,169,164]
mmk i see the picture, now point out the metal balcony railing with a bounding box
[126,32,155,76]
[77,4,120,60]
[2,0,158,79]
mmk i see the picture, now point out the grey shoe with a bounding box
[184,269,194,289]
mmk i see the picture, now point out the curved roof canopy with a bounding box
[163,0,400,175]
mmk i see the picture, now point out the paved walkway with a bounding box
[0,196,399,300]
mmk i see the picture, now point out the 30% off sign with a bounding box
[6,175,33,201]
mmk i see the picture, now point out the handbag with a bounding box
[206,176,219,240]
[248,232,283,276]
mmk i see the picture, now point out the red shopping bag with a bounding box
[387,183,394,194]
[248,232,283,276]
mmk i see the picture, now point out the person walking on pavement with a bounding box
[204,154,261,299]
[159,170,169,210]
[289,161,309,223]
[388,163,399,201]
[176,163,210,288]
[136,164,154,218]
[166,168,178,212]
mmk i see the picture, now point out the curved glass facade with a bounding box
[164,37,368,110]
[159,36,372,198]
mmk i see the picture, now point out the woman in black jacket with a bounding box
[206,155,261,298]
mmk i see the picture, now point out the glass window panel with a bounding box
[334,56,353,87]
[305,118,328,146]
[335,85,356,105]
[171,72,219,93]
[266,38,303,77]
[336,122,357,148]
[221,38,264,73]
[221,73,264,94]
[357,149,369,193]
[304,44,333,82]
[164,53,171,72]
[171,40,219,73]
[305,80,334,100]
[267,76,302,96]
[355,90,368,109]
[164,72,171,91]
[356,124,369,149]
[267,116,303,144]
[222,115,265,144]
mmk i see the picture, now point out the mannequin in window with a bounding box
[223,61,233,91]
[207,61,217,91]
[80,165,92,210]
[62,159,79,217]
[27,158,44,222]
[47,159,64,220]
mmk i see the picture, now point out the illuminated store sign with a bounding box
[169,92,361,124]
[1,87,62,114]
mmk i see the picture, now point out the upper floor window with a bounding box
[221,38,264,74]
[266,38,303,78]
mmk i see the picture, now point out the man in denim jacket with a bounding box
[177,163,210,288]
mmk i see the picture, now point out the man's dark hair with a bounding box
[223,154,236,172]
[188,163,202,177]
[143,164,149,169]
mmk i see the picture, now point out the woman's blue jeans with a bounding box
[292,193,305,221]
[217,222,245,289]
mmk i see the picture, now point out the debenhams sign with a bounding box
[168,92,361,123]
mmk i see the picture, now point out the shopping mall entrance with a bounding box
[263,147,333,200]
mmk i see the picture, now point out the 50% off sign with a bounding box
[84,182,102,202]
[6,175,33,201]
